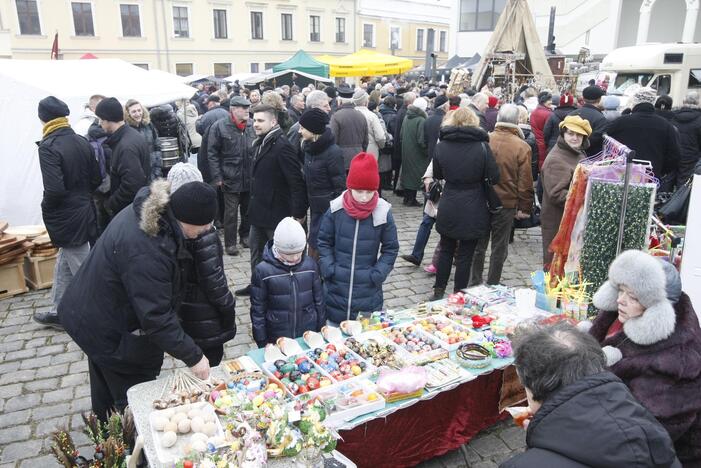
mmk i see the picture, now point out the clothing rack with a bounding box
[602,134,637,255]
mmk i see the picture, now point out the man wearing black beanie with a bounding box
[32,96,102,330]
[58,179,218,422]
[95,96,151,219]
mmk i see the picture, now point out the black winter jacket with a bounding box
[104,124,150,217]
[501,372,681,468]
[250,242,325,346]
[303,128,346,213]
[519,124,539,181]
[433,126,499,240]
[196,106,228,136]
[179,228,236,350]
[379,105,398,155]
[543,105,577,151]
[248,127,308,229]
[393,103,408,163]
[207,117,255,192]
[569,104,608,156]
[130,122,162,180]
[424,108,446,160]
[58,180,203,374]
[607,103,681,182]
[38,127,101,247]
[672,107,701,185]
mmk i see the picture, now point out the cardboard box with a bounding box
[24,255,56,290]
[0,260,28,299]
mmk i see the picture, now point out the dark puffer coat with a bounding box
[543,105,577,152]
[207,117,255,193]
[248,127,308,229]
[433,126,499,240]
[179,228,236,350]
[196,106,228,136]
[501,372,681,468]
[569,103,609,156]
[317,195,399,324]
[58,180,203,374]
[38,127,101,247]
[672,107,701,185]
[104,124,150,217]
[303,128,346,213]
[250,241,325,346]
[424,108,446,160]
[589,293,701,465]
[607,103,681,184]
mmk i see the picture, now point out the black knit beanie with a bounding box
[170,182,218,225]
[38,96,70,122]
[298,108,329,135]
[95,97,124,122]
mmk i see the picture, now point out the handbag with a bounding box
[427,179,442,203]
[481,142,503,214]
[658,177,692,224]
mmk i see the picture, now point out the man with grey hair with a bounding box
[392,91,416,192]
[287,94,305,124]
[470,104,533,286]
[468,92,489,130]
[672,90,701,186]
[330,85,368,170]
[287,90,332,162]
[502,322,679,467]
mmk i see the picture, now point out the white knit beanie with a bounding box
[273,217,306,254]
[167,162,203,193]
[413,97,428,112]
[629,87,657,108]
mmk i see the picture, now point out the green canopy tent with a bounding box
[272,50,329,78]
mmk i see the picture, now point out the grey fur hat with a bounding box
[592,250,677,345]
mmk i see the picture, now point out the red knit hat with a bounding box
[347,152,379,191]
[488,95,499,108]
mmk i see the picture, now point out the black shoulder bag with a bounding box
[481,142,503,214]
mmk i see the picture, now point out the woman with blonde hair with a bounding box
[430,107,499,300]
[124,99,162,180]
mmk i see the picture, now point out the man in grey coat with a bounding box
[330,84,368,170]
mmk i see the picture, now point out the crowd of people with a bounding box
[29,72,701,466]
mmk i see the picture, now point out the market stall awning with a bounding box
[241,69,332,88]
[222,72,259,83]
[272,50,329,78]
[317,50,413,77]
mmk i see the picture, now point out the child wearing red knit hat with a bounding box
[317,153,399,325]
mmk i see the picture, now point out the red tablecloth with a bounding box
[336,370,507,468]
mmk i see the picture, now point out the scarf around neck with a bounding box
[342,190,378,220]
[42,117,70,138]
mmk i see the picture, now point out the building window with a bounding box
[281,13,293,40]
[439,30,447,52]
[251,63,259,73]
[213,9,227,39]
[175,63,193,76]
[390,26,400,50]
[173,6,189,38]
[459,0,506,32]
[133,63,149,70]
[251,11,263,39]
[335,17,345,43]
[214,63,231,78]
[417,28,424,51]
[310,15,320,42]
[363,23,374,48]
[71,2,94,36]
[120,4,141,37]
[265,62,280,70]
[15,0,41,35]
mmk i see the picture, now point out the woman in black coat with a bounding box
[431,108,499,300]
[299,109,345,259]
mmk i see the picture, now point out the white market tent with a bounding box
[222,72,259,83]
[0,59,197,226]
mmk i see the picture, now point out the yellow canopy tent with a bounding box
[317,50,413,77]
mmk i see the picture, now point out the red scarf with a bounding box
[606,319,623,339]
[231,116,247,131]
[342,190,378,220]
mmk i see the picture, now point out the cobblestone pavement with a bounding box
[0,192,541,467]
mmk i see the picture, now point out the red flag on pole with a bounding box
[50,32,59,60]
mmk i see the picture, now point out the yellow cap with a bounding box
[559,115,592,137]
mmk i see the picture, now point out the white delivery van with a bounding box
[597,43,701,107]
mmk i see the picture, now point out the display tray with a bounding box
[343,333,407,370]
[412,315,477,351]
[321,379,386,428]
[261,354,337,399]
[304,342,375,386]
[148,401,224,465]
[381,324,449,365]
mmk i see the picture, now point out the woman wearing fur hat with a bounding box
[317,153,399,325]
[585,250,701,466]
[125,99,162,181]
[299,108,345,259]
[540,115,591,268]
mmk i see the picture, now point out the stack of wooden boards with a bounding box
[0,222,57,298]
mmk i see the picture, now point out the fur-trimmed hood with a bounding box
[124,102,151,127]
[135,179,171,236]
[592,250,677,345]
